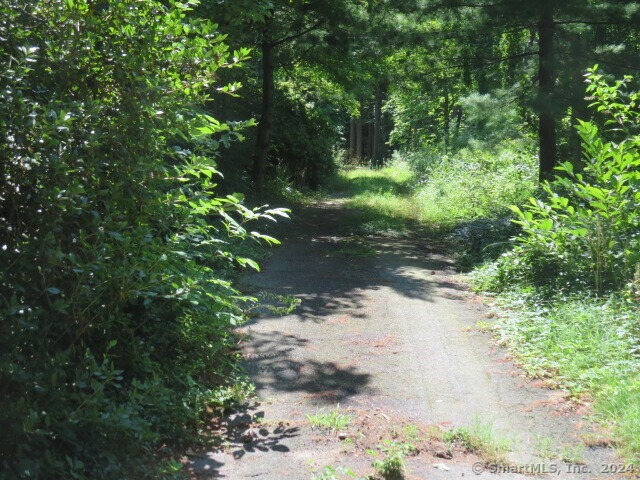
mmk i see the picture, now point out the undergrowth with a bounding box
[469,286,640,461]
[443,417,513,465]
[468,69,640,463]
[409,140,538,227]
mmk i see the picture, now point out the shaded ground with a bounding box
[188,200,624,479]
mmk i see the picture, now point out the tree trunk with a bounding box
[443,90,451,151]
[372,84,383,167]
[349,117,357,160]
[252,22,275,192]
[537,9,556,181]
[355,105,363,162]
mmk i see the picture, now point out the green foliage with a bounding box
[270,91,337,189]
[369,440,416,480]
[0,1,284,478]
[506,67,640,294]
[454,91,524,151]
[411,140,538,226]
[479,292,640,394]
[306,406,355,432]
[597,374,640,462]
[471,289,640,461]
[310,465,359,480]
[443,417,513,465]
[468,71,640,465]
[250,291,301,317]
[331,145,536,269]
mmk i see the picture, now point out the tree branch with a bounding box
[556,50,640,74]
[269,20,325,48]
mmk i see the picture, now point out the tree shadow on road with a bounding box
[243,330,373,404]
[187,405,300,477]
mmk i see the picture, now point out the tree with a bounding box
[0,1,281,477]
[416,0,640,178]
[201,0,361,190]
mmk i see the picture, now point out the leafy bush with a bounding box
[503,67,640,294]
[0,2,284,478]
[412,139,538,226]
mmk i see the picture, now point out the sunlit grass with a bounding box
[444,416,514,465]
[306,406,355,432]
[475,288,640,462]
[328,163,421,235]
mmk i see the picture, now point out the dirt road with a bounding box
[189,201,619,479]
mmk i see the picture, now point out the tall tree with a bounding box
[396,0,640,177]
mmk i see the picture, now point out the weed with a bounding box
[250,291,301,316]
[472,321,494,332]
[369,440,416,480]
[310,465,359,480]
[307,406,355,432]
[403,424,421,443]
[559,444,586,464]
[535,435,557,459]
[424,425,445,442]
[444,417,513,465]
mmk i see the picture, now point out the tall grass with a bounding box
[329,162,421,235]
[407,141,538,226]
[471,287,640,461]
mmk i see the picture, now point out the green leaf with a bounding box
[539,219,553,231]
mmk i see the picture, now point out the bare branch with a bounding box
[269,20,325,48]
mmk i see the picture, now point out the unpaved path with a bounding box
[189,201,621,479]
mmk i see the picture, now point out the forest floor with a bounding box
[187,196,625,480]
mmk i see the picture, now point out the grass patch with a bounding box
[559,444,586,464]
[328,164,419,236]
[443,417,514,465]
[369,440,416,480]
[470,285,640,462]
[535,435,557,459]
[307,406,355,432]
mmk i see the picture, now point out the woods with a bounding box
[3,1,640,478]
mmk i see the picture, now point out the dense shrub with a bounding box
[409,139,538,225]
[0,2,283,478]
[486,68,640,295]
